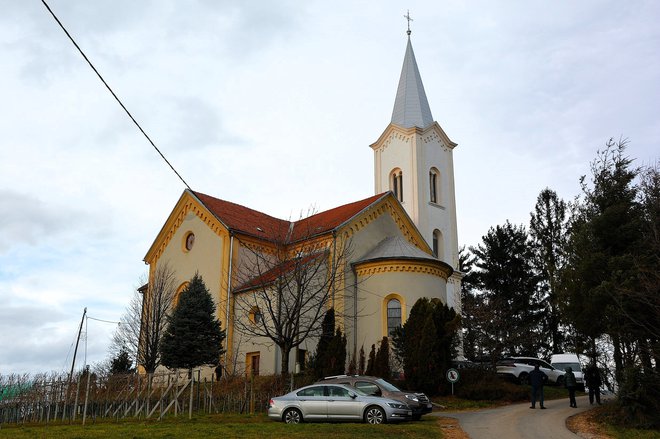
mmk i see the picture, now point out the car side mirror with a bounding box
[349,392,357,399]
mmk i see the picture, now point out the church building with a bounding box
[142,31,462,376]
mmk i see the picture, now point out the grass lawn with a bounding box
[0,413,444,439]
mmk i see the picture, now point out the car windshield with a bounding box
[553,362,581,372]
[375,378,401,392]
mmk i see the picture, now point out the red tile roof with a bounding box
[233,251,327,293]
[192,190,386,243]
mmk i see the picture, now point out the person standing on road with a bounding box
[529,364,547,409]
[565,366,577,407]
[584,363,602,405]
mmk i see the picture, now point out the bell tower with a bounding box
[370,28,462,311]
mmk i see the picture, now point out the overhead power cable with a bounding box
[41,0,192,191]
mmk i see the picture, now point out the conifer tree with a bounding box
[365,344,376,376]
[471,221,541,359]
[393,297,460,395]
[358,346,366,375]
[347,354,357,375]
[160,273,225,371]
[110,348,133,375]
[374,337,391,380]
[529,188,568,355]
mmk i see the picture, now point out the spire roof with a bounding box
[390,37,434,129]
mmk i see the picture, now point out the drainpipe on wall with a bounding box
[352,265,358,361]
[224,233,234,369]
[331,231,337,309]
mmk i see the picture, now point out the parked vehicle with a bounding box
[496,357,566,385]
[267,383,411,424]
[551,353,585,391]
[317,375,432,420]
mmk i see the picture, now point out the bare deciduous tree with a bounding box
[232,230,351,375]
[111,262,177,373]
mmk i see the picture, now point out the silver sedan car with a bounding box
[267,383,412,424]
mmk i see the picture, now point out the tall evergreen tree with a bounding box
[392,297,459,395]
[458,246,481,360]
[373,337,391,380]
[160,273,226,371]
[562,139,645,376]
[365,344,376,376]
[529,188,569,354]
[636,164,660,368]
[471,221,542,360]
[311,308,347,378]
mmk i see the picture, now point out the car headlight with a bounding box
[387,402,407,409]
[405,394,419,402]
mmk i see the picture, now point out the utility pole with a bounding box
[62,307,87,421]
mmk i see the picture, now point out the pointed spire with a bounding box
[390,36,434,129]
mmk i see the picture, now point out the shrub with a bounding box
[609,367,660,429]
[454,368,528,401]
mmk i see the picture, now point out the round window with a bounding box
[185,232,195,251]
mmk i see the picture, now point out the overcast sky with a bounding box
[1,1,658,375]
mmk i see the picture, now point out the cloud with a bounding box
[0,190,79,252]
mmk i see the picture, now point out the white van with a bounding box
[550,353,584,391]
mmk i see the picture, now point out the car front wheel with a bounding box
[556,376,565,386]
[283,408,302,424]
[518,372,529,385]
[365,406,386,424]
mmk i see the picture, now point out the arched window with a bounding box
[390,169,403,202]
[387,299,402,336]
[429,168,440,204]
[433,229,444,259]
[174,282,189,308]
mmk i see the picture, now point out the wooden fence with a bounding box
[0,370,301,427]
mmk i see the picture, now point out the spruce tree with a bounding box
[471,221,542,359]
[160,273,226,371]
[312,308,336,378]
[374,337,391,380]
[365,344,376,375]
[529,188,569,355]
[110,348,133,375]
[392,297,460,395]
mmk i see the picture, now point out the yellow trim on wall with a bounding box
[144,190,230,265]
[355,258,452,279]
[339,194,431,253]
[173,281,189,308]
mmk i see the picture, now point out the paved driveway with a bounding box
[438,395,593,439]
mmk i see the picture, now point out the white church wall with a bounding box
[353,270,448,359]
[157,211,225,314]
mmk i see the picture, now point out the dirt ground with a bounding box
[437,409,612,439]
[566,409,614,439]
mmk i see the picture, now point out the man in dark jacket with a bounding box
[584,363,602,405]
[565,366,578,407]
[529,364,547,409]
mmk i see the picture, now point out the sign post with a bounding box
[446,368,460,395]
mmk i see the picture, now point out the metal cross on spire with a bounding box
[404,10,413,36]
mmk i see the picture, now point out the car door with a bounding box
[326,386,362,420]
[295,386,327,420]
